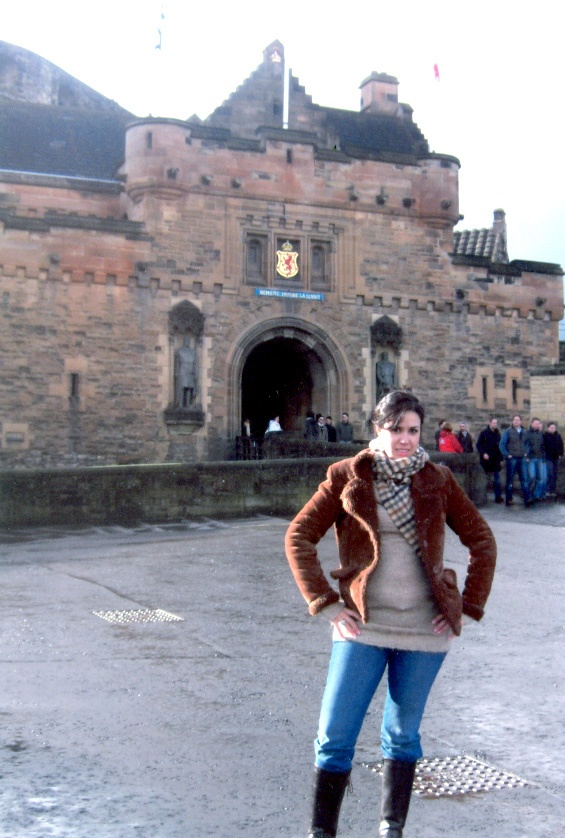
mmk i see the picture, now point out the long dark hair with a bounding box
[371,390,425,431]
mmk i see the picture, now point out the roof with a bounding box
[314,106,429,161]
[453,226,508,262]
[204,42,430,162]
[0,99,131,179]
[0,40,133,180]
[452,212,562,276]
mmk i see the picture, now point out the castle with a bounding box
[0,40,562,466]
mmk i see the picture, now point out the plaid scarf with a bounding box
[369,442,429,557]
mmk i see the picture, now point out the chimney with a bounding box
[492,209,509,263]
[493,208,506,234]
[359,72,400,115]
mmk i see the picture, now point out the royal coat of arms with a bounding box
[276,241,299,279]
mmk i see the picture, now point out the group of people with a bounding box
[435,415,563,506]
[242,412,356,442]
[304,412,354,443]
[480,414,563,506]
[435,420,474,454]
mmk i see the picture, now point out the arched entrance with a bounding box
[228,318,348,439]
[242,337,324,436]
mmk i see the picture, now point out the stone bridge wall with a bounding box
[0,454,493,529]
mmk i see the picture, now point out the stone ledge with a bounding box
[163,406,205,426]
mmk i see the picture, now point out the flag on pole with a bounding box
[433,63,440,81]
[155,4,165,50]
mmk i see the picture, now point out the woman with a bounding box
[285,391,496,837]
[437,421,464,453]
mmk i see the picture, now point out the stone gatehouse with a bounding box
[0,39,562,466]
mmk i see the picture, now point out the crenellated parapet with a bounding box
[123,118,460,224]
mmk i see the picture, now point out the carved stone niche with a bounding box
[371,315,402,353]
[371,316,403,401]
[164,301,205,427]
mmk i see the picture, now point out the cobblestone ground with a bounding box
[0,503,564,837]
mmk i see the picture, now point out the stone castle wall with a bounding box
[530,369,565,424]
[0,123,562,467]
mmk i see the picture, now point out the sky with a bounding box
[3,0,564,277]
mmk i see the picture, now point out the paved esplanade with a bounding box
[0,503,564,837]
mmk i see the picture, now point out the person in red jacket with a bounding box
[437,421,464,453]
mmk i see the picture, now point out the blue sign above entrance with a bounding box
[255,288,324,301]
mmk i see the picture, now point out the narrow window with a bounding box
[481,376,488,403]
[286,148,293,164]
[311,241,331,290]
[70,372,80,400]
[146,131,153,149]
[512,379,518,405]
[245,236,267,285]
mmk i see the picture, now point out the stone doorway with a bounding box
[229,319,347,442]
[242,337,326,437]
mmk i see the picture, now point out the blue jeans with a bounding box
[528,458,547,500]
[505,457,530,504]
[546,459,558,494]
[314,641,447,772]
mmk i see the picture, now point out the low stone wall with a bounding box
[0,453,489,529]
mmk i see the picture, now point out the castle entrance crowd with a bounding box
[237,410,563,505]
[435,414,564,505]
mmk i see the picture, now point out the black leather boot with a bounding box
[378,759,416,837]
[307,766,351,838]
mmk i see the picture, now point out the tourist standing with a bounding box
[456,422,474,453]
[499,415,531,506]
[285,391,496,838]
[266,415,282,434]
[476,418,503,503]
[543,422,563,496]
[305,412,319,440]
[336,412,354,443]
[316,413,328,442]
[437,422,464,453]
[524,418,546,502]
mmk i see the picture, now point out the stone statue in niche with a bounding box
[376,350,397,401]
[174,337,198,409]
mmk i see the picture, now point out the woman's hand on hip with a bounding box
[331,607,362,639]
[432,614,461,635]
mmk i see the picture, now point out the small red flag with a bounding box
[433,64,440,81]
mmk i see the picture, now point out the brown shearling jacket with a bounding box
[285,450,496,636]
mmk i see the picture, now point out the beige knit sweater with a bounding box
[331,500,453,653]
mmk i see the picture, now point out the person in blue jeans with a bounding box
[286,391,497,838]
[499,414,531,506]
[524,418,547,502]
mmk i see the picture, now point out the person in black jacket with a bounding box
[543,422,564,496]
[325,416,337,443]
[456,422,474,453]
[304,412,319,440]
[476,418,504,503]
